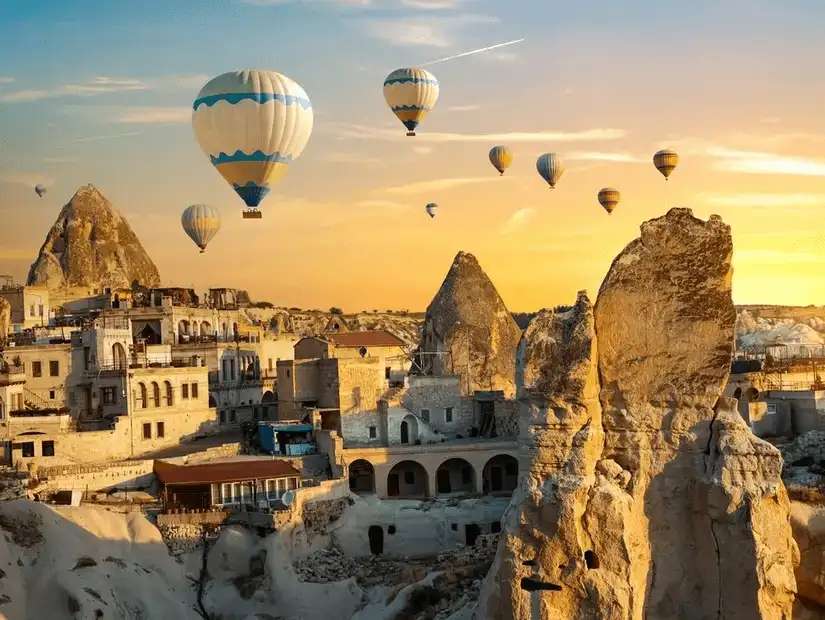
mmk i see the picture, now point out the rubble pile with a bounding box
[159,524,221,556]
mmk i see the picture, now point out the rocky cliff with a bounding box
[27,184,161,290]
[416,251,522,397]
[476,208,798,619]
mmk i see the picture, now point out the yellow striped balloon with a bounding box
[653,149,679,180]
[181,204,221,253]
[488,146,513,176]
[598,188,621,214]
[192,70,313,219]
[383,68,439,137]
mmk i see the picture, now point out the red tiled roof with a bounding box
[324,330,405,348]
[153,459,301,486]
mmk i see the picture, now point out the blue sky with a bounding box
[1,0,825,309]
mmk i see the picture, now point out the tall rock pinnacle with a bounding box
[27,184,161,291]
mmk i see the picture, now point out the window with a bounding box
[286,369,290,379]
[230,409,236,422]
[268,358,273,371]
[404,471,415,485]
[156,422,165,438]
[385,366,391,379]
[288,477,298,490]
[220,482,240,504]
[369,426,377,439]
[152,382,160,407]
[49,360,59,377]
[165,381,173,406]
[21,442,34,458]
[142,423,151,440]
[29,304,35,317]
[191,383,198,398]
[420,409,430,422]
[266,479,278,499]
[253,407,259,421]
[222,359,229,381]
[219,410,226,424]
[83,347,91,371]
[32,361,42,378]
[49,390,55,400]
[101,387,117,405]
[42,440,55,457]
[262,406,270,421]
[445,407,454,423]
[11,393,22,411]
[230,360,236,381]
[38,304,44,318]
[181,383,189,399]
[766,404,777,416]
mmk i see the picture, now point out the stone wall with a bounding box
[302,497,351,540]
[33,459,155,492]
[402,376,464,436]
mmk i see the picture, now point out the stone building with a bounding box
[5,341,72,407]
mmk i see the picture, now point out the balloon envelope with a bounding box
[181,204,221,252]
[536,153,564,188]
[598,188,620,214]
[653,149,679,179]
[489,146,513,175]
[425,203,438,218]
[192,70,314,216]
[34,184,46,197]
[383,68,439,136]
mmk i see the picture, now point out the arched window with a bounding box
[138,383,147,409]
[165,381,173,406]
[152,382,160,407]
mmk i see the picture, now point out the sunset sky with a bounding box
[1,0,824,311]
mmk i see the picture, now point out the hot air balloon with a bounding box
[598,188,620,214]
[181,204,221,253]
[536,153,564,189]
[383,68,439,137]
[34,184,46,198]
[191,70,314,219]
[425,203,438,218]
[653,149,679,180]
[489,146,513,176]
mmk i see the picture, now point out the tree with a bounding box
[329,307,343,315]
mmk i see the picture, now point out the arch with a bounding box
[435,457,476,495]
[221,322,228,340]
[733,387,742,400]
[482,454,519,495]
[233,322,239,339]
[744,387,759,403]
[151,382,160,407]
[261,390,276,404]
[348,459,375,494]
[138,383,148,409]
[112,342,127,369]
[200,321,212,336]
[113,294,120,309]
[386,460,428,499]
[208,394,217,408]
[164,381,173,406]
[177,320,190,340]
[400,414,419,445]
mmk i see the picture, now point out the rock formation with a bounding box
[476,208,798,619]
[27,184,161,290]
[0,297,9,346]
[417,251,522,397]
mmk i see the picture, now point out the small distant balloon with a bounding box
[598,188,620,214]
[425,203,438,218]
[653,149,679,180]
[536,153,564,189]
[34,184,46,198]
[181,204,221,253]
[383,68,440,137]
[488,146,513,176]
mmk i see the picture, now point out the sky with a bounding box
[1,0,824,312]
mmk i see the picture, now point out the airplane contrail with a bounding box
[421,38,525,66]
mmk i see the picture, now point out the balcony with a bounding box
[82,358,203,378]
[0,365,25,385]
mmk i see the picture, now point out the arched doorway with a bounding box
[112,342,127,369]
[482,454,518,495]
[400,414,419,445]
[261,390,276,404]
[349,459,375,494]
[436,458,475,495]
[386,460,428,499]
[368,526,384,555]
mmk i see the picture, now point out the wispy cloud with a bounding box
[1,172,55,187]
[380,176,501,195]
[0,74,206,104]
[0,77,14,84]
[421,38,524,65]
[115,106,191,124]
[447,104,480,112]
[400,0,471,8]
[501,208,537,235]
[567,151,644,163]
[412,145,433,155]
[700,193,825,208]
[63,132,143,145]
[332,123,627,143]
[710,148,825,176]
[322,152,383,164]
[361,14,498,47]
[354,199,411,211]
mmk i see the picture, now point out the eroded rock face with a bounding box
[476,208,798,619]
[27,184,161,290]
[417,251,522,397]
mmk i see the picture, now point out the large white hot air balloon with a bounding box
[181,204,221,253]
[536,153,564,189]
[191,70,314,219]
[383,68,439,136]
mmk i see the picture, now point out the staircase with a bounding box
[24,388,54,411]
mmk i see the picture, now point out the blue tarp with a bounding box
[258,423,314,454]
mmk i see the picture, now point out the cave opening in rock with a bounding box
[584,550,599,569]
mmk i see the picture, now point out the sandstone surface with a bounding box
[27,184,161,291]
[416,251,522,397]
[475,208,798,619]
[0,296,9,345]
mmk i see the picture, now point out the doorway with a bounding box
[490,467,503,492]
[465,523,480,547]
[368,526,384,555]
[437,469,451,494]
[400,421,409,444]
[387,473,400,497]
